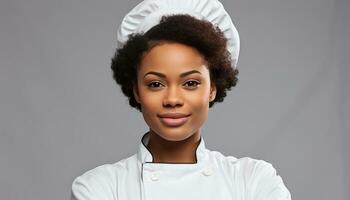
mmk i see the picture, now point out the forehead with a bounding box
[139,42,208,74]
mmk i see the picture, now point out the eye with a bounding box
[184,80,200,88]
[147,81,163,88]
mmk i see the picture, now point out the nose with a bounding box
[162,85,184,107]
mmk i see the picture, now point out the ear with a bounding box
[133,82,141,104]
[209,81,217,102]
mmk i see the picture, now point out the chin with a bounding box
[154,128,194,142]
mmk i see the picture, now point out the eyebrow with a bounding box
[143,70,202,79]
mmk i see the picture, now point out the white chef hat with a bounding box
[116,0,240,69]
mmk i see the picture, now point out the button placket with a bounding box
[150,171,159,181]
[201,166,214,176]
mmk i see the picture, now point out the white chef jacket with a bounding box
[71,132,291,200]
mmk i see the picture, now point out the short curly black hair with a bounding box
[111,14,239,112]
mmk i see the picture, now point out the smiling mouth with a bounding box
[159,116,190,127]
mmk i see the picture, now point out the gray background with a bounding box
[0,0,349,199]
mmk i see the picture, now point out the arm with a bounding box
[71,165,117,200]
[242,158,292,200]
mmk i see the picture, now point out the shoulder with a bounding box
[232,157,292,200]
[70,155,135,200]
[209,151,292,200]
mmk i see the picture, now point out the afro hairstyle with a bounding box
[111,14,239,112]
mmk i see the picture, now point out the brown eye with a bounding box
[184,80,200,88]
[147,81,163,88]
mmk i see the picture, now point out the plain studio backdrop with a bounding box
[0,0,349,199]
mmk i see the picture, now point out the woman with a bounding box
[71,0,292,199]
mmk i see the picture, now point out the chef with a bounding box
[71,0,292,199]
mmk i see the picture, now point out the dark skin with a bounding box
[146,129,201,163]
[133,42,216,164]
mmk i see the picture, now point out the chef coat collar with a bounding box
[137,132,207,165]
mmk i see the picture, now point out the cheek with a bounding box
[186,90,210,129]
[137,89,160,127]
[138,89,158,109]
[185,91,210,125]
[187,87,211,107]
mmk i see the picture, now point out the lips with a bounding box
[158,113,191,127]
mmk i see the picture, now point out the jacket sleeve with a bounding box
[242,158,292,200]
[71,165,117,200]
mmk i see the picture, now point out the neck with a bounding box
[146,130,201,164]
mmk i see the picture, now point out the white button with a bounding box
[202,167,213,176]
[150,172,159,181]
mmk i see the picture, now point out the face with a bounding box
[133,42,216,142]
